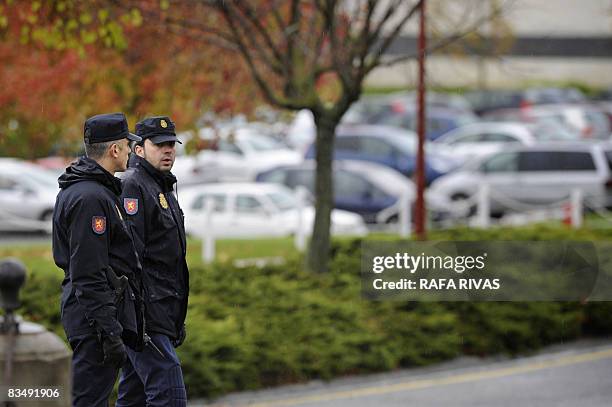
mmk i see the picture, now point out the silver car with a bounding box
[433,121,579,165]
[429,143,612,216]
[0,158,59,232]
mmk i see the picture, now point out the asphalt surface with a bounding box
[0,232,51,246]
[195,339,612,407]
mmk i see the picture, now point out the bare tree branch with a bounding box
[378,2,510,67]
[218,3,287,77]
[270,0,287,34]
[364,0,422,74]
[216,3,288,109]
[366,0,403,49]
[320,0,353,89]
[352,0,379,83]
[231,2,286,70]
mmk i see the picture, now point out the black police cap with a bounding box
[135,116,182,145]
[84,112,141,144]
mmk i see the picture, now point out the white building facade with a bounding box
[366,0,612,88]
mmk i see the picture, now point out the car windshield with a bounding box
[358,166,409,195]
[387,134,417,153]
[242,135,285,151]
[9,165,58,190]
[266,191,298,211]
[604,151,612,170]
[531,121,579,141]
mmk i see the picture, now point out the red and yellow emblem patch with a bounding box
[92,216,106,235]
[124,198,139,215]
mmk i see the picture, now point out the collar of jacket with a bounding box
[128,154,177,192]
[58,156,123,196]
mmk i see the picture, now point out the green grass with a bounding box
[0,237,300,276]
[187,237,297,266]
[0,242,58,278]
[3,216,612,276]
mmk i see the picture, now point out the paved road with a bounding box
[194,339,612,407]
[0,232,50,246]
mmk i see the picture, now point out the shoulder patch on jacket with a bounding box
[92,216,106,234]
[124,198,139,215]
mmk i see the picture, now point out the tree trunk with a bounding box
[307,112,337,273]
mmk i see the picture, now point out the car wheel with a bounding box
[39,209,54,234]
[40,210,53,222]
[450,192,470,202]
[450,193,476,216]
[385,214,399,224]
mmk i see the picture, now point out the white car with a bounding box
[173,127,303,185]
[179,183,368,238]
[433,121,579,164]
[429,143,612,216]
[0,158,59,232]
[286,109,316,153]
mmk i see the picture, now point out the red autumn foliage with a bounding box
[0,3,261,158]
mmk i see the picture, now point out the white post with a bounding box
[399,191,412,237]
[476,183,490,228]
[294,186,308,252]
[202,198,215,263]
[571,189,583,229]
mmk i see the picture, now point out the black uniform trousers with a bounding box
[116,333,186,407]
[69,334,118,407]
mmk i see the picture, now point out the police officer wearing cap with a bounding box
[53,113,145,407]
[117,116,189,407]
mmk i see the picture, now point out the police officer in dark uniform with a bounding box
[53,113,144,407]
[116,116,189,407]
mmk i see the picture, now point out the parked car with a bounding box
[0,158,59,232]
[343,97,479,140]
[178,183,368,238]
[464,87,586,116]
[433,121,579,164]
[256,160,467,224]
[256,160,411,223]
[392,91,474,112]
[286,109,317,153]
[483,104,611,140]
[304,125,461,184]
[173,127,303,185]
[593,101,612,129]
[429,143,612,216]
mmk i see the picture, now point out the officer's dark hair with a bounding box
[130,140,144,150]
[84,140,115,160]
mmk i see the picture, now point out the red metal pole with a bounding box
[415,0,427,240]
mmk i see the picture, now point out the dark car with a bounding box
[342,96,478,141]
[464,87,586,116]
[256,159,469,224]
[256,160,413,223]
[304,125,460,184]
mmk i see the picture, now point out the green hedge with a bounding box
[11,225,612,399]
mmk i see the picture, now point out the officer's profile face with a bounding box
[141,138,176,172]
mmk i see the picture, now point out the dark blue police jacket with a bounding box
[121,154,189,341]
[53,157,144,350]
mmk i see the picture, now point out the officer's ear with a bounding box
[109,142,122,158]
[109,140,129,159]
[134,143,145,158]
